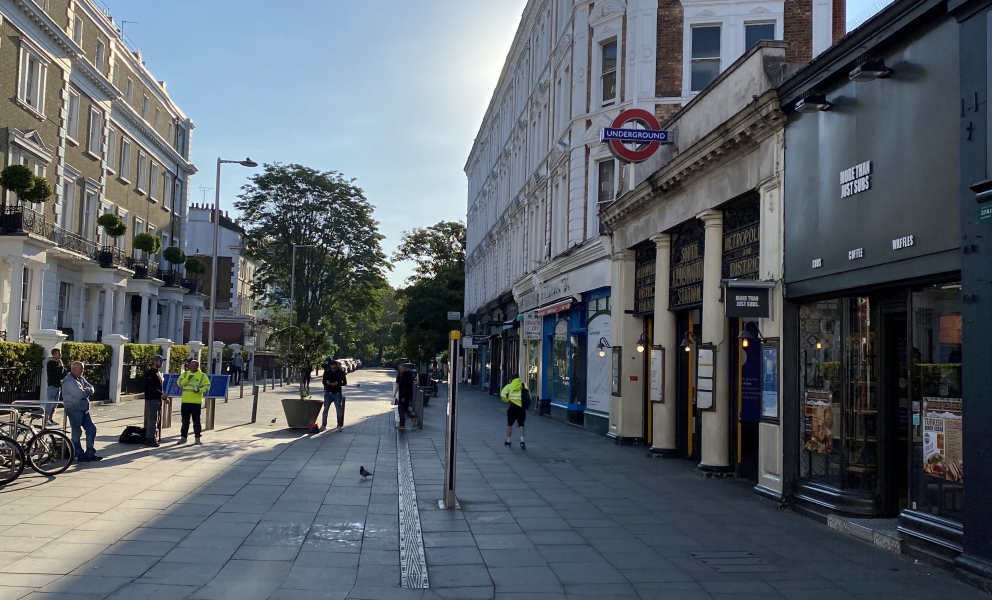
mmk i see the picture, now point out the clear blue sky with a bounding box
[112,0,882,287]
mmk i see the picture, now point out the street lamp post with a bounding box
[290,244,315,327]
[206,157,257,374]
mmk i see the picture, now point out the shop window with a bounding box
[690,26,721,92]
[799,300,843,487]
[843,297,878,493]
[910,285,963,521]
[526,341,541,397]
[552,319,570,403]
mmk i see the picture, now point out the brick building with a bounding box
[0,0,199,353]
[464,0,843,432]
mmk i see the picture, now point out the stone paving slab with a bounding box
[0,369,988,600]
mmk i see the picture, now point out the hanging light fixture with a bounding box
[737,329,755,348]
[636,333,647,353]
[596,337,611,357]
[680,332,696,353]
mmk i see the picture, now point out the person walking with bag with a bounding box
[176,359,210,445]
[321,360,348,431]
[500,373,531,450]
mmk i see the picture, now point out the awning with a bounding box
[537,299,572,317]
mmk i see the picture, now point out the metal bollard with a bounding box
[240,380,244,399]
[161,401,172,429]
[204,397,216,431]
[251,385,259,423]
[415,388,424,429]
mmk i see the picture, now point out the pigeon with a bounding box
[270,418,277,424]
[359,466,373,480]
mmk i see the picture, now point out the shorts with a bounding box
[507,403,526,427]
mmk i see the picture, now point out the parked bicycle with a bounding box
[0,403,75,482]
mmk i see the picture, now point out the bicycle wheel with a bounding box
[26,430,74,476]
[0,434,25,485]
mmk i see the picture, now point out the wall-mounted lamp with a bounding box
[636,333,647,353]
[737,323,764,348]
[680,331,698,353]
[849,59,893,82]
[596,337,612,357]
[795,94,832,113]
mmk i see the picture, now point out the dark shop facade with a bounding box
[778,0,992,588]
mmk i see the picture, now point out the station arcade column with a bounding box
[697,209,731,473]
[650,233,678,454]
[609,250,646,443]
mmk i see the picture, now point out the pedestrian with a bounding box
[321,360,348,431]
[500,372,530,450]
[394,363,415,431]
[303,365,313,389]
[231,352,244,386]
[45,348,67,427]
[176,359,210,445]
[61,361,101,462]
[143,355,170,447]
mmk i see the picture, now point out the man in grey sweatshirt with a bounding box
[61,361,101,462]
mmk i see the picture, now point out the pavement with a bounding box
[0,368,987,600]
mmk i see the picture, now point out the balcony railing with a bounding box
[125,257,161,280]
[1,206,132,271]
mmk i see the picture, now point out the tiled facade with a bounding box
[0,0,199,359]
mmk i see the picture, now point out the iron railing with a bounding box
[125,258,161,280]
[0,367,40,404]
[121,363,146,395]
[182,278,200,293]
[1,206,132,270]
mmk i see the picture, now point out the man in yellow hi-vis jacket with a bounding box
[177,359,211,445]
[500,373,531,450]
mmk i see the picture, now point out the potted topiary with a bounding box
[269,323,330,428]
[162,246,186,286]
[0,165,51,232]
[132,232,162,278]
[183,257,205,293]
[96,213,127,267]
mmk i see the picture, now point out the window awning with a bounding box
[537,299,572,317]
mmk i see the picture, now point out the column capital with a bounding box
[651,233,671,250]
[102,282,114,291]
[696,209,723,226]
[6,255,26,266]
[140,292,151,299]
[612,249,635,262]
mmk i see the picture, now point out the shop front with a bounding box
[779,12,964,565]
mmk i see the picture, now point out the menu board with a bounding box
[649,348,664,403]
[761,346,779,419]
[803,389,833,455]
[696,348,714,410]
[923,397,963,482]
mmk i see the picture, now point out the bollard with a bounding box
[442,331,461,509]
[160,401,172,430]
[240,379,244,399]
[204,397,216,431]
[251,385,259,423]
[414,388,424,430]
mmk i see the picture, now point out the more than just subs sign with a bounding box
[840,160,872,198]
[724,281,774,319]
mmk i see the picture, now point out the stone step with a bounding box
[827,515,904,553]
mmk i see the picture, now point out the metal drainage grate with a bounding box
[547,459,570,463]
[690,551,781,573]
[397,421,429,588]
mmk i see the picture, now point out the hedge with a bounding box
[168,345,205,373]
[123,343,162,366]
[62,342,112,384]
[0,341,44,368]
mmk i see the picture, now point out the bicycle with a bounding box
[0,432,25,485]
[0,404,75,477]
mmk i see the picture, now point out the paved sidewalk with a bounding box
[0,369,986,600]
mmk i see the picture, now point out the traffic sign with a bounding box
[447,311,461,321]
[602,109,671,163]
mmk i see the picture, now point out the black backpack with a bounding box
[521,387,532,410]
[119,425,146,444]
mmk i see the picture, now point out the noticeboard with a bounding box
[696,346,715,410]
[163,373,230,399]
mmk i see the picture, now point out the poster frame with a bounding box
[760,339,780,422]
[695,343,717,411]
[649,345,665,403]
[611,346,622,397]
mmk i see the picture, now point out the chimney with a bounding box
[832,0,846,43]
[158,80,167,90]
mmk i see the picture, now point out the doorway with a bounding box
[881,310,909,515]
[734,319,760,481]
[676,309,702,460]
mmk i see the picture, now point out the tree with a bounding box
[236,164,390,330]
[392,221,466,366]
[394,221,465,281]
[268,323,331,398]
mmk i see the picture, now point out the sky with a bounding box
[111,0,884,288]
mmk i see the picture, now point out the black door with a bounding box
[881,311,910,515]
[676,310,702,460]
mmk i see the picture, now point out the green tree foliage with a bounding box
[184,257,206,274]
[163,246,186,265]
[235,164,390,332]
[392,221,465,365]
[269,324,331,397]
[97,212,126,238]
[123,343,163,365]
[133,232,162,255]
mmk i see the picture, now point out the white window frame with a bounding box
[95,40,106,72]
[160,231,170,268]
[132,217,145,259]
[162,172,173,211]
[17,42,48,116]
[106,127,117,174]
[60,167,79,232]
[72,15,83,45]
[136,151,147,193]
[115,207,127,250]
[596,158,617,205]
[57,281,71,330]
[141,95,149,118]
[599,38,618,107]
[743,21,777,51]
[148,162,159,202]
[98,200,112,246]
[688,24,722,93]
[86,106,103,157]
[80,185,97,240]
[125,78,133,104]
[119,137,132,182]
[66,90,80,142]
[154,108,161,130]
[173,178,182,213]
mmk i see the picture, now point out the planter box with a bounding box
[281,398,323,429]
[134,264,149,279]
[98,250,114,268]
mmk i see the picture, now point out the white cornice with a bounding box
[73,56,118,100]
[112,97,197,174]
[12,0,81,57]
[535,236,610,281]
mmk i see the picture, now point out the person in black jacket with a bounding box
[395,363,415,431]
[143,355,170,446]
[321,361,347,431]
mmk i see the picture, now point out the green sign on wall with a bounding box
[979,203,992,225]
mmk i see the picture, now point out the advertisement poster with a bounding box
[741,342,761,422]
[803,389,833,454]
[923,397,963,482]
[761,346,779,419]
[586,314,611,413]
[649,348,663,402]
[523,311,542,341]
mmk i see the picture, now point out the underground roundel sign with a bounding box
[600,109,671,163]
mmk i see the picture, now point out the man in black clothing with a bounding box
[395,363,415,430]
[45,348,68,427]
[143,355,170,446]
[321,361,348,431]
